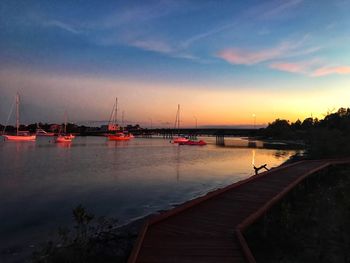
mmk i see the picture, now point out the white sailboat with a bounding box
[3,93,36,141]
[55,113,75,143]
[107,97,133,141]
[173,104,189,143]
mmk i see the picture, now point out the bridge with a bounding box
[130,128,258,137]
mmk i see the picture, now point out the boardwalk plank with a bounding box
[129,159,349,263]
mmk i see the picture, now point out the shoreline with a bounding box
[3,147,300,263]
[114,150,304,261]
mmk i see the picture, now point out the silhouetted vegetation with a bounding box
[0,122,143,136]
[245,164,350,263]
[260,107,350,158]
[32,205,135,263]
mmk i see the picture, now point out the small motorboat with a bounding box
[173,137,189,143]
[55,134,75,143]
[108,132,132,141]
[179,140,207,146]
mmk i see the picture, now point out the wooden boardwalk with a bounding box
[128,159,350,263]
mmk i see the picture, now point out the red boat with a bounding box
[173,137,189,143]
[3,132,36,141]
[179,140,207,146]
[107,132,132,141]
[55,134,75,143]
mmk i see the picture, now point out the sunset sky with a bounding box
[1,0,350,127]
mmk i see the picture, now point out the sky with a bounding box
[1,0,350,127]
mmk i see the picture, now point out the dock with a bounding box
[128,159,350,263]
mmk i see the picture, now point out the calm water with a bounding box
[0,136,296,261]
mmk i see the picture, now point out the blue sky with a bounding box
[1,0,350,126]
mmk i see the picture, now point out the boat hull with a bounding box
[173,137,189,143]
[36,133,55,136]
[55,134,75,143]
[108,135,131,141]
[3,135,36,141]
[179,140,207,146]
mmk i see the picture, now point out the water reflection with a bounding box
[56,142,72,148]
[175,146,180,182]
[106,139,131,148]
[252,149,256,166]
[274,150,292,158]
[0,136,296,262]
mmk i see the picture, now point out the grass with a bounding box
[32,205,136,263]
[244,164,350,263]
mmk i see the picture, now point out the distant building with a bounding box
[108,124,119,131]
[100,124,119,132]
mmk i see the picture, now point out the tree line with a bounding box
[260,107,350,158]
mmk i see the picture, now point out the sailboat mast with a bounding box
[177,104,180,136]
[16,92,19,135]
[122,111,124,127]
[64,111,67,134]
[174,107,178,129]
[114,97,118,126]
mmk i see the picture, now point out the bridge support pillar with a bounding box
[216,135,225,146]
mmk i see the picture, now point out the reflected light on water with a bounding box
[55,142,72,148]
[252,149,256,166]
[0,136,298,261]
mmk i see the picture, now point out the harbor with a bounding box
[1,1,349,262]
[0,136,296,262]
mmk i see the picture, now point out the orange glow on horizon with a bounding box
[1,68,350,127]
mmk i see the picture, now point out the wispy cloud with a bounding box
[180,23,236,49]
[81,1,201,60]
[217,37,318,65]
[17,0,310,65]
[182,0,303,48]
[129,40,174,54]
[260,0,303,19]
[270,59,322,74]
[43,20,81,34]
[270,62,308,73]
[215,34,350,78]
[311,66,350,77]
[128,39,199,60]
[270,60,350,77]
[217,46,284,65]
[98,1,190,29]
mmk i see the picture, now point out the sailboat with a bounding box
[55,113,75,143]
[107,97,133,141]
[173,104,189,144]
[2,93,36,141]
